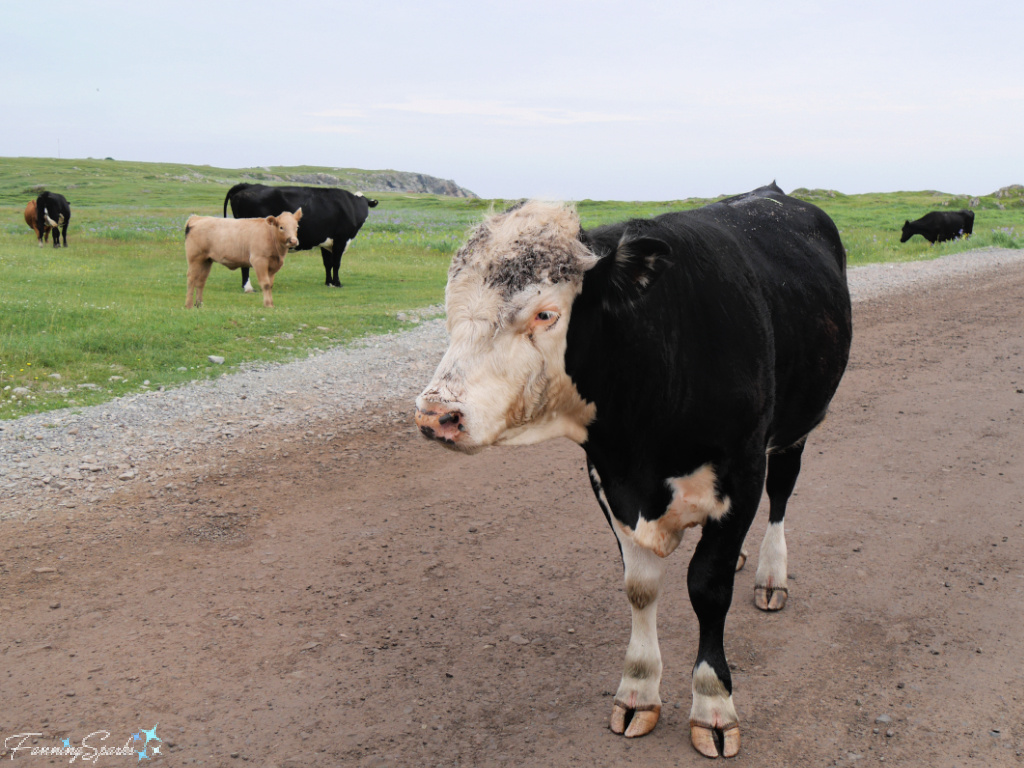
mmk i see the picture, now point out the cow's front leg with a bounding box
[609,526,667,738]
[320,247,338,287]
[251,258,275,308]
[687,513,757,759]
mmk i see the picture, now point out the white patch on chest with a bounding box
[630,464,731,558]
[318,238,353,254]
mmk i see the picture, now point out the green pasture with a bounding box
[1,157,1023,420]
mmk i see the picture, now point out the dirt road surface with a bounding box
[2,264,1023,767]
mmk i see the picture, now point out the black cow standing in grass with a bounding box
[900,209,975,243]
[35,191,71,248]
[223,183,378,290]
[415,184,852,758]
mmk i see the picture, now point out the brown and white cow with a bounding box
[184,210,302,308]
[24,200,52,245]
[415,185,852,758]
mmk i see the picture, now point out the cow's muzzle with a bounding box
[414,403,466,446]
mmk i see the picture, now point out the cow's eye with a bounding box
[531,310,559,330]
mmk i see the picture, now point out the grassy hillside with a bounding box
[0,156,475,210]
[2,157,1023,420]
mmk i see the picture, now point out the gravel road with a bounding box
[3,247,1024,520]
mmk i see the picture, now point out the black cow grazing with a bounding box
[35,191,71,248]
[223,183,378,290]
[414,184,852,758]
[900,209,975,243]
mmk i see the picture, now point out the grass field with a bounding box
[2,157,1023,420]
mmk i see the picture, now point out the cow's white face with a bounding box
[416,202,597,453]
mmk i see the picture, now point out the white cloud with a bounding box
[373,99,648,126]
[307,124,364,135]
[307,108,369,119]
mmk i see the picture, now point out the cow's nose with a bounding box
[414,404,465,443]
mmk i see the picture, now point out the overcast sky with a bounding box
[4,1,1022,200]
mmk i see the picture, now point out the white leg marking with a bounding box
[689,661,741,757]
[690,661,739,727]
[755,521,787,591]
[243,278,254,293]
[610,518,667,737]
[755,520,788,610]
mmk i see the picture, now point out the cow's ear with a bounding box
[598,235,671,311]
[294,207,303,221]
[266,215,277,225]
[903,220,910,226]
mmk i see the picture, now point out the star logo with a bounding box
[132,724,162,760]
[140,725,161,748]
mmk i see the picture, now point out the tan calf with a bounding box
[24,200,51,245]
[184,210,302,308]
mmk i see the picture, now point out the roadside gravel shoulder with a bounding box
[2,246,1023,520]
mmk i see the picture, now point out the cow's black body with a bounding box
[35,191,71,248]
[900,209,974,243]
[223,183,378,287]
[566,183,852,712]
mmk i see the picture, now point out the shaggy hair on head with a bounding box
[449,201,596,297]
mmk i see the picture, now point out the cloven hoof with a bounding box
[690,721,740,758]
[754,585,788,611]
[610,701,661,738]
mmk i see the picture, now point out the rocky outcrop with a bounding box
[358,172,475,198]
[789,187,842,200]
[993,184,1024,198]
[237,167,477,198]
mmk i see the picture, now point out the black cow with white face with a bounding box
[900,209,975,243]
[35,191,71,248]
[223,183,378,290]
[415,184,852,758]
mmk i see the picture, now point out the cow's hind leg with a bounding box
[610,526,667,738]
[754,442,804,612]
[186,259,213,308]
[241,266,254,293]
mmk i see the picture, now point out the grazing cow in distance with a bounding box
[900,209,975,243]
[223,183,378,291]
[35,191,71,248]
[414,184,852,758]
[184,210,302,308]
[24,200,51,244]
